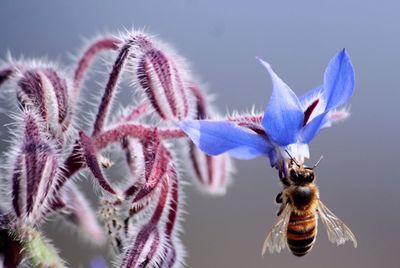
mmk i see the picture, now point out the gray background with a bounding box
[0,1,399,267]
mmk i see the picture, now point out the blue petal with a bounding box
[179,120,273,159]
[299,112,328,143]
[268,149,279,168]
[257,57,304,146]
[324,49,355,110]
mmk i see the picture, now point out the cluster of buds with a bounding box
[0,30,234,267]
[0,61,106,267]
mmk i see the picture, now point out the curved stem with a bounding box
[92,39,135,137]
[57,143,83,190]
[122,178,169,267]
[94,124,186,150]
[57,124,185,193]
[117,100,151,124]
[73,37,120,99]
[79,131,117,195]
[15,226,66,268]
[56,125,184,195]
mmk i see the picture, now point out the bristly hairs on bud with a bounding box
[178,81,235,195]
[115,140,186,268]
[1,109,63,226]
[116,29,196,122]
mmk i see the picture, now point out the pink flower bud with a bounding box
[9,111,60,225]
[95,137,185,267]
[136,48,189,121]
[186,82,234,195]
[42,68,71,132]
[121,137,145,189]
[121,138,145,198]
[120,167,184,268]
[126,135,170,203]
[188,142,233,195]
[14,63,71,140]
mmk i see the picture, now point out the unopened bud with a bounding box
[121,137,145,194]
[10,112,60,225]
[136,48,189,121]
[186,82,234,195]
[121,170,184,268]
[16,64,71,140]
[189,142,233,195]
[124,134,169,203]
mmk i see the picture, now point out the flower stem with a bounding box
[73,37,120,98]
[13,226,66,268]
[94,124,186,150]
[117,100,150,123]
[92,39,133,137]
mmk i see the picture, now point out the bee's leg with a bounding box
[276,203,285,216]
[275,192,285,216]
[279,170,290,186]
[275,192,283,204]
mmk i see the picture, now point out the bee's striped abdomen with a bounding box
[287,211,317,257]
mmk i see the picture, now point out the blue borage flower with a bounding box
[180,49,355,170]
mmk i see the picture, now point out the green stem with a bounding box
[13,226,67,268]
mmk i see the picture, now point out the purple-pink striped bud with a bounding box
[100,135,169,254]
[136,48,190,121]
[120,160,184,268]
[98,136,184,267]
[14,63,71,140]
[9,111,60,226]
[90,31,195,137]
[124,134,169,203]
[110,31,192,122]
[121,137,145,187]
[189,143,233,195]
[186,82,234,195]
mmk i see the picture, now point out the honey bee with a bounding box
[262,153,357,257]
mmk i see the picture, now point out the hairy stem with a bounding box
[95,124,186,150]
[119,100,150,123]
[73,37,120,99]
[92,39,134,136]
[13,226,66,268]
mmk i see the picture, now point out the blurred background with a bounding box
[0,1,399,267]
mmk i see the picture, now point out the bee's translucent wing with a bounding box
[317,200,357,248]
[262,203,292,255]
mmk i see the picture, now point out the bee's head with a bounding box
[285,150,323,185]
[289,166,315,185]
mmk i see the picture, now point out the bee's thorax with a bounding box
[284,183,319,212]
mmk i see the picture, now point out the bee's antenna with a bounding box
[312,155,324,169]
[285,150,300,167]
